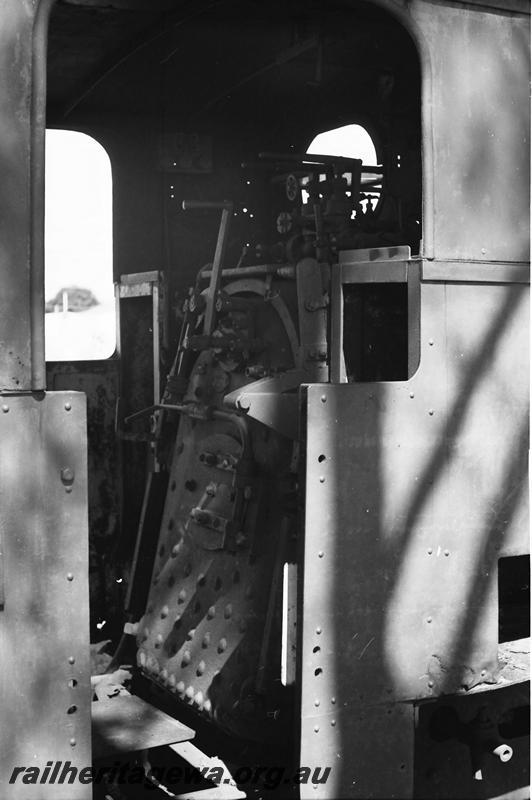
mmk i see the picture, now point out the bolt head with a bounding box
[61,467,75,484]
[2,404,9,413]
[64,402,72,411]
[67,573,74,581]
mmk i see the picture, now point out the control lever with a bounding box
[182,200,233,336]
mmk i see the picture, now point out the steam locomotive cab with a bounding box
[0,1,529,798]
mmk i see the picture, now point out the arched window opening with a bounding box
[45,130,115,361]
[307,123,377,165]
[306,124,381,213]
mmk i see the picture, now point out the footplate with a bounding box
[92,695,194,760]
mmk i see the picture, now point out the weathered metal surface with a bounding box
[92,695,194,759]
[296,258,328,380]
[0,0,46,390]
[48,363,121,641]
[422,261,530,284]
[299,702,415,799]
[411,2,530,262]
[300,279,528,797]
[0,392,91,799]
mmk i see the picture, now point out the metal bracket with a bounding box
[223,369,307,439]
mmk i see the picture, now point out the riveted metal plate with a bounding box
[0,392,91,799]
[138,396,294,741]
[300,281,529,797]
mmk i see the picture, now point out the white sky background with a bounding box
[307,124,377,164]
[45,129,114,305]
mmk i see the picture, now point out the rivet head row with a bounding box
[194,690,204,707]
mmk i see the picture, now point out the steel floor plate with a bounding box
[92,695,194,760]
